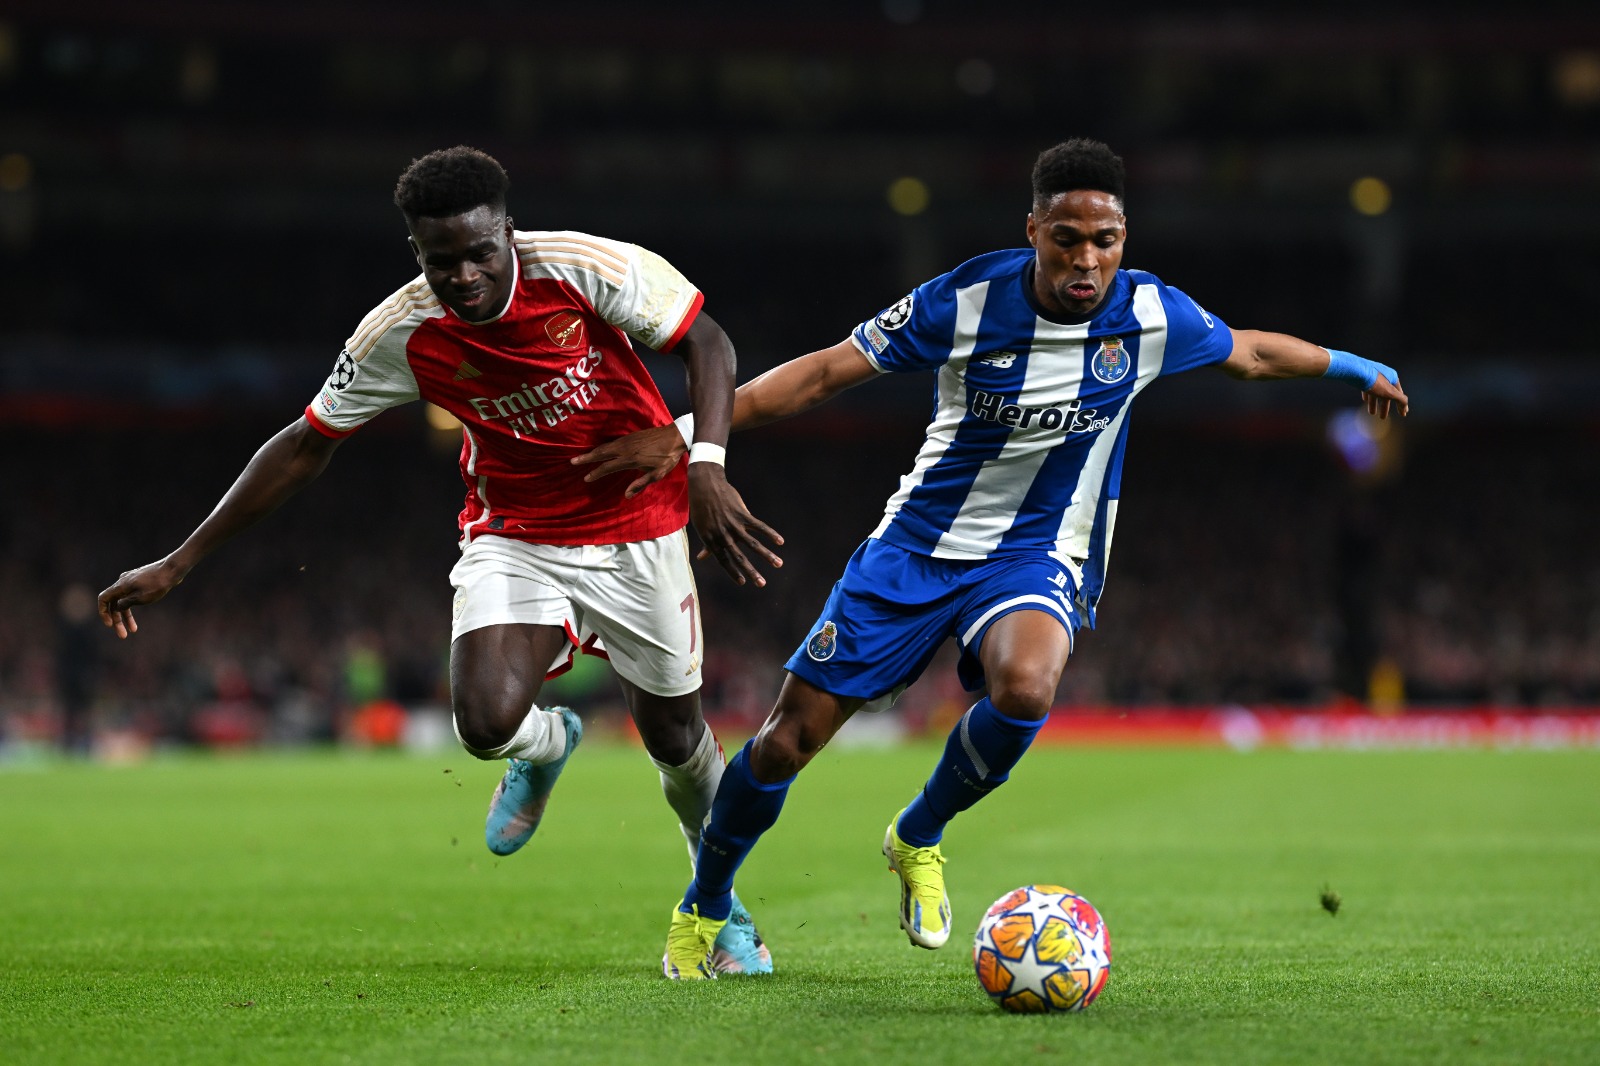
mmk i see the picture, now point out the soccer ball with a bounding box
[973,885,1111,1013]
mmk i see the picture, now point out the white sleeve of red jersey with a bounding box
[304,278,438,437]
[515,231,704,352]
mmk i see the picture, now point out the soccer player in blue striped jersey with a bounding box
[577,138,1408,978]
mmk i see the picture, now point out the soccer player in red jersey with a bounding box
[97,146,782,974]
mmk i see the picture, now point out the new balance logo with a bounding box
[453,361,483,382]
[975,350,1017,368]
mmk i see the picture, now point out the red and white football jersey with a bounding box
[305,231,703,546]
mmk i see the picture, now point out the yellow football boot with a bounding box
[661,901,728,980]
[883,812,952,949]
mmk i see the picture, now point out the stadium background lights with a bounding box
[1553,50,1600,106]
[0,153,32,193]
[888,176,931,216]
[1349,176,1392,217]
[179,44,218,105]
[1326,407,1392,477]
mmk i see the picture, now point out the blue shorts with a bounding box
[784,538,1082,704]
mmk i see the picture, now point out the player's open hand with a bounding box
[97,558,187,639]
[686,464,785,588]
[571,424,686,499]
[1362,373,1409,420]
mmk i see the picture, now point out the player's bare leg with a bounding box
[451,622,584,856]
[889,609,1073,946]
[616,678,704,766]
[747,674,863,783]
[975,609,1073,724]
[623,679,774,975]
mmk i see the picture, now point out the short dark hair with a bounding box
[1031,139,1125,211]
[393,146,510,221]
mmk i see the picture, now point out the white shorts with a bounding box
[449,531,704,698]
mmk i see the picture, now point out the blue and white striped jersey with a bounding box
[850,248,1233,620]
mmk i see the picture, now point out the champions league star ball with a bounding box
[973,885,1111,1013]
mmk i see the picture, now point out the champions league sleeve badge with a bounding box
[806,620,839,661]
[1090,337,1131,384]
[876,292,914,331]
[329,349,357,390]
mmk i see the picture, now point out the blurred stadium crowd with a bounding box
[3,415,1596,747]
[1,3,1597,747]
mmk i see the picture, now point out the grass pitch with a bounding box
[2,741,1597,1065]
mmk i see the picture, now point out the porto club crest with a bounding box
[1090,337,1131,384]
[807,621,839,662]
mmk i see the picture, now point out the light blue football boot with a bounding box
[484,707,583,856]
[711,891,773,975]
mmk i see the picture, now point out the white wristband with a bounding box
[688,442,726,467]
[672,413,695,446]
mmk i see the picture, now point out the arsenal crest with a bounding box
[1090,336,1131,384]
[544,310,586,349]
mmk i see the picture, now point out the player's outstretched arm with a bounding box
[97,418,344,638]
[1220,329,1409,419]
[573,336,876,491]
[668,310,785,587]
[727,337,881,429]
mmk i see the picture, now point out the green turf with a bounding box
[2,742,1597,1065]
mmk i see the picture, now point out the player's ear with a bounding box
[1026,212,1038,248]
[407,235,421,266]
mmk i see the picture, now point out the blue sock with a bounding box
[681,740,793,921]
[896,697,1044,847]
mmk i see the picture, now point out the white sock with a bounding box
[649,723,724,872]
[454,704,568,764]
